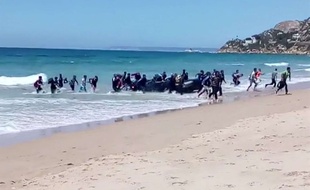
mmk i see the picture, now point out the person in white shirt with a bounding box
[79,75,87,92]
[247,68,258,91]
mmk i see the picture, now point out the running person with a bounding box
[247,68,258,91]
[198,72,211,98]
[265,68,278,88]
[209,71,221,101]
[276,67,291,94]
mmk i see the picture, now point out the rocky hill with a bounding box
[218,17,310,54]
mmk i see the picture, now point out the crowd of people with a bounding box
[33,74,99,94]
[246,66,291,95]
[32,66,291,97]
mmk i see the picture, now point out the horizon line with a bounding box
[0,46,219,53]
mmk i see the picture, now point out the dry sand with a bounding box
[0,90,309,190]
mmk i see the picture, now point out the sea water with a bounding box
[0,47,310,135]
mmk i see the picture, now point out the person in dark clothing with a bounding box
[137,74,147,92]
[183,72,189,81]
[48,78,58,94]
[54,77,59,87]
[154,74,163,82]
[112,75,122,92]
[209,71,221,100]
[181,69,188,81]
[196,70,205,93]
[232,70,243,86]
[196,70,205,81]
[58,74,64,88]
[198,72,211,98]
[162,72,167,81]
[219,70,226,96]
[168,74,176,93]
[176,75,184,95]
[124,73,132,89]
[276,67,291,94]
[132,73,141,81]
[69,75,79,91]
[122,72,127,83]
[89,76,98,92]
[265,68,278,88]
[34,76,44,93]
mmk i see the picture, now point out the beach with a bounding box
[0,89,309,190]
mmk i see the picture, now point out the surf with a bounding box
[0,73,48,86]
[264,62,289,67]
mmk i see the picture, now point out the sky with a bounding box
[0,0,309,49]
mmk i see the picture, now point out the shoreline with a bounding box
[0,87,309,189]
[1,80,309,147]
[217,51,310,55]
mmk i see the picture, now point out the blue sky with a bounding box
[0,0,309,49]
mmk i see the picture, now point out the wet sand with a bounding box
[0,89,309,189]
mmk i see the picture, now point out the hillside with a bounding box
[218,17,310,54]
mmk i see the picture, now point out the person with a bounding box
[162,71,167,81]
[122,72,127,83]
[196,70,205,93]
[168,74,176,93]
[124,73,132,90]
[276,67,291,94]
[265,68,278,88]
[219,70,226,96]
[196,70,205,81]
[184,72,189,81]
[34,76,44,93]
[256,68,263,82]
[247,68,258,91]
[79,75,87,92]
[198,72,211,98]
[58,74,64,88]
[175,74,184,95]
[69,75,79,91]
[48,78,58,94]
[54,77,59,87]
[181,69,188,81]
[232,70,243,86]
[137,74,147,92]
[112,74,122,92]
[89,76,98,92]
[209,71,221,101]
[132,72,141,81]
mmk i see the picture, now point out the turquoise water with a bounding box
[0,47,310,134]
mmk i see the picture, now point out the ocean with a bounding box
[0,47,310,137]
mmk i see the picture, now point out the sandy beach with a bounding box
[1,90,310,190]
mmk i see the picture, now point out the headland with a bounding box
[219,17,310,55]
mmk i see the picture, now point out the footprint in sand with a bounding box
[266,168,282,172]
[172,181,188,186]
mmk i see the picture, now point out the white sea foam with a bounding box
[0,93,207,135]
[305,68,310,72]
[298,64,310,67]
[230,63,245,66]
[0,73,48,86]
[264,62,289,67]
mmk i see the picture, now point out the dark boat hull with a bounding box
[112,76,201,94]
